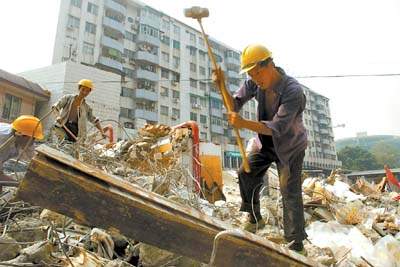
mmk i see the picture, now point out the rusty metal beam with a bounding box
[17,145,321,267]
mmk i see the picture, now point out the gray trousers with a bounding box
[238,149,307,242]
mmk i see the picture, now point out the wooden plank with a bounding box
[17,145,321,266]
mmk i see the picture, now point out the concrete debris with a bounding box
[0,235,21,261]
[2,123,400,266]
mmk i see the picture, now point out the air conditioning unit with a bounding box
[203,124,208,129]
[173,98,179,103]
[171,80,177,86]
[171,115,178,120]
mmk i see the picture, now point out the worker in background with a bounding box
[0,115,44,191]
[52,79,105,142]
[214,44,307,254]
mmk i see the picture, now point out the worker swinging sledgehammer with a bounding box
[184,6,308,255]
[52,79,106,143]
[0,115,44,192]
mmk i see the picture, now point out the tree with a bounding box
[371,141,400,168]
[338,146,380,171]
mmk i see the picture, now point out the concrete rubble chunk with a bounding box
[0,235,21,261]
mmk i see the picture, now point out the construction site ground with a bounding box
[1,125,400,267]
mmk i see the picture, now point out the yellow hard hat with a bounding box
[11,115,44,140]
[240,44,272,74]
[78,79,94,90]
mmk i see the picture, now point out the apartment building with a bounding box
[52,0,340,170]
[52,0,256,165]
[302,86,342,170]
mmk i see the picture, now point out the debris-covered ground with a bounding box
[1,124,400,266]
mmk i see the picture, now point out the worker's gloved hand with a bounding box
[228,112,245,129]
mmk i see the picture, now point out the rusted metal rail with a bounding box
[17,145,321,267]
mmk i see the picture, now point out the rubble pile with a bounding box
[1,124,400,266]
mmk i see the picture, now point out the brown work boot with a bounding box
[243,214,265,233]
[289,241,307,256]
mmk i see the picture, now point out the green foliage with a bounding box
[338,146,380,171]
[336,135,400,169]
[371,141,400,167]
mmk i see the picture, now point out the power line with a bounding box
[296,73,400,79]
[37,72,400,85]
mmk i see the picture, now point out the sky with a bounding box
[0,0,399,140]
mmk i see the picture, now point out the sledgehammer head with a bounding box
[184,6,209,19]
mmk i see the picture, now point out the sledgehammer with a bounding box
[184,6,250,173]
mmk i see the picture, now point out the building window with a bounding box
[190,79,197,88]
[125,31,135,42]
[124,48,135,59]
[160,105,169,116]
[199,66,206,76]
[190,63,196,73]
[244,111,250,119]
[199,50,206,61]
[161,68,169,79]
[85,22,96,34]
[67,15,80,29]
[127,17,134,23]
[87,2,98,15]
[71,0,81,8]
[190,95,197,104]
[172,56,180,68]
[172,108,180,118]
[160,35,170,46]
[200,97,207,107]
[251,112,256,120]
[188,46,196,56]
[121,87,133,97]
[211,98,222,109]
[188,32,196,43]
[190,112,197,121]
[123,67,135,78]
[83,42,94,55]
[162,52,169,63]
[2,94,21,121]
[198,37,204,46]
[139,24,159,38]
[173,25,180,36]
[160,87,169,97]
[172,40,180,50]
[171,72,180,83]
[199,82,206,91]
[200,115,207,124]
[172,90,180,99]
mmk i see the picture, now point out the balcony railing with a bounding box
[135,51,159,65]
[135,69,158,81]
[134,108,158,122]
[105,0,126,15]
[103,16,124,34]
[101,36,123,53]
[134,89,158,101]
[98,56,123,72]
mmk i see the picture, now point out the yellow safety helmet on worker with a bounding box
[240,44,272,74]
[11,115,44,140]
[78,79,94,90]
